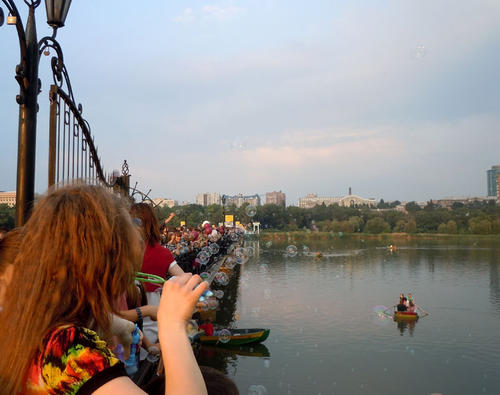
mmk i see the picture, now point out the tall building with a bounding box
[196,193,221,206]
[225,194,261,208]
[487,165,500,197]
[497,173,500,203]
[266,191,286,206]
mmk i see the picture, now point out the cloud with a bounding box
[201,5,246,20]
[172,8,195,23]
[172,5,245,24]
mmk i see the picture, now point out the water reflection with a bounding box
[395,320,417,336]
[196,237,500,395]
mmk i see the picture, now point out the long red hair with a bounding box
[0,184,142,393]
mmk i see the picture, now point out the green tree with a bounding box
[0,204,15,231]
[405,201,421,213]
[363,217,391,234]
[469,218,492,234]
[404,218,417,233]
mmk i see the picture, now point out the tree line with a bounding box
[2,199,499,235]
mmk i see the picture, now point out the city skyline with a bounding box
[1,1,499,204]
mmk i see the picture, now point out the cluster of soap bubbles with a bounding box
[199,299,219,311]
[218,328,232,343]
[248,384,268,395]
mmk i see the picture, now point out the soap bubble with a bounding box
[215,272,229,286]
[248,384,268,395]
[199,301,209,311]
[209,243,219,255]
[207,299,219,310]
[218,328,232,343]
[197,251,210,265]
[286,245,298,257]
[264,241,272,248]
[230,232,240,242]
[245,246,255,257]
[245,205,257,217]
[214,290,224,299]
[225,257,236,269]
[200,272,210,281]
[233,256,245,265]
[413,44,427,59]
[234,247,245,258]
[373,305,388,316]
[302,245,310,254]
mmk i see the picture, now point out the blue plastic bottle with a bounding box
[125,324,140,376]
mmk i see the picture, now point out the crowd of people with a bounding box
[0,183,240,395]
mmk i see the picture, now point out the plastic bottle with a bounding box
[124,324,140,376]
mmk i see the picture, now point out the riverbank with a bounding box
[258,231,500,247]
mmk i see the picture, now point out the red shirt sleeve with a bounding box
[142,243,176,292]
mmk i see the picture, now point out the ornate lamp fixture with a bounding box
[0,0,72,225]
[45,0,72,28]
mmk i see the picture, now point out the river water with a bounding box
[196,237,500,395]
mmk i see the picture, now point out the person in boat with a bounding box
[200,318,215,336]
[408,300,416,313]
[0,184,209,394]
[397,297,408,312]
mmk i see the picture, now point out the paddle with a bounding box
[382,305,396,318]
[416,304,430,317]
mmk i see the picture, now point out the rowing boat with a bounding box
[393,311,419,321]
[198,328,270,346]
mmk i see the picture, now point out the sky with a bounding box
[1,0,500,205]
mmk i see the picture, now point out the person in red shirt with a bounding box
[200,318,214,336]
[130,203,185,357]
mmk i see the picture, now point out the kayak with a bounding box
[393,311,419,321]
[198,328,270,346]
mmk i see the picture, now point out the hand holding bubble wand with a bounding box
[136,272,213,301]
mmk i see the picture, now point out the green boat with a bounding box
[198,328,270,346]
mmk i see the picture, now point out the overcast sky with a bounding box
[1,0,499,205]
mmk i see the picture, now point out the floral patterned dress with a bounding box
[24,325,127,394]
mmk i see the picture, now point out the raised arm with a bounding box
[158,273,208,395]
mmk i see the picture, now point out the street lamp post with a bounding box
[0,0,72,225]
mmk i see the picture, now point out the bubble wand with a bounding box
[135,272,214,301]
